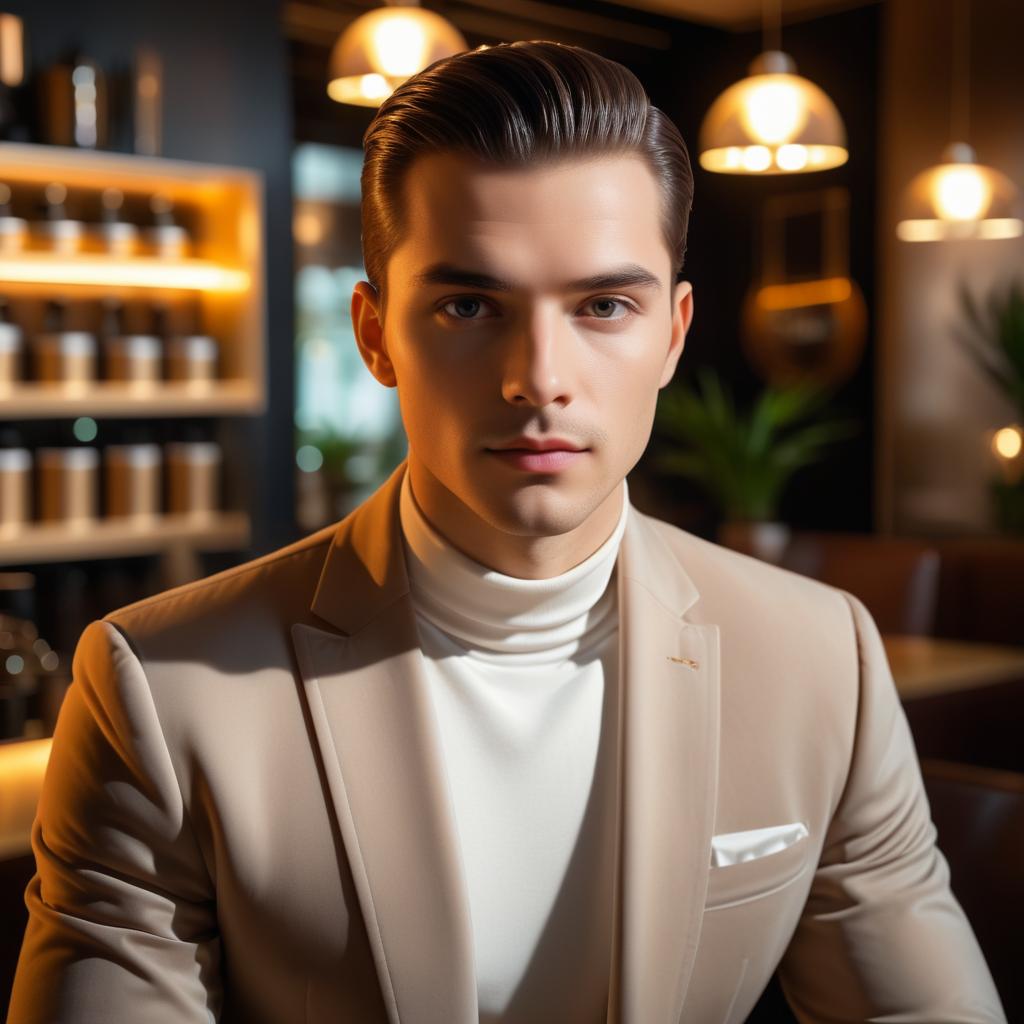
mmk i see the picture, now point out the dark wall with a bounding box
[5,0,296,554]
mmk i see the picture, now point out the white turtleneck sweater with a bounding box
[398,468,629,1024]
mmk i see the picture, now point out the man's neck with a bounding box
[406,458,626,580]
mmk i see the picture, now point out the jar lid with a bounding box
[106,334,162,357]
[166,441,221,463]
[34,332,97,354]
[37,219,84,239]
[147,224,189,251]
[0,448,31,470]
[169,334,218,359]
[37,446,99,468]
[98,221,138,239]
[106,443,161,466]
[0,216,27,234]
[0,322,22,349]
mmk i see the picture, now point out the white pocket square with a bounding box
[710,822,809,867]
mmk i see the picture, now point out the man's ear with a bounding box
[351,280,397,387]
[659,279,694,388]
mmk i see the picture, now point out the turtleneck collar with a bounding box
[398,466,629,661]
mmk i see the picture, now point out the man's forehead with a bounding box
[393,152,670,285]
[401,149,661,223]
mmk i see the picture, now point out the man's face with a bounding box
[352,150,693,544]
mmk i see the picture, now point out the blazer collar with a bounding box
[309,457,703,636]
[295,459,720,1024]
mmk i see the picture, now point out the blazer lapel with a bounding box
[610,507,722,1024]
[291,460,721,1024]
[291,461,477,1024]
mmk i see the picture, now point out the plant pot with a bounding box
[717,519,792,564]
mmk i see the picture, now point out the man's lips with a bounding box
[484,445,588,472]
[485,436,587,452]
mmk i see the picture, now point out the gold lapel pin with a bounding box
[667,655,700,669]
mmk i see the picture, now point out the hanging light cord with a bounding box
[951,0,970,143]
[762,0,782,54]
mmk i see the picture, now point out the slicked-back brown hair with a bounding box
[359,39,694,319]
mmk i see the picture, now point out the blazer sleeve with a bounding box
[6,618,223,1023]
[775,589,1007,1023]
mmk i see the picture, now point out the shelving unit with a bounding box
[0,141,266,566]
[0,380,262,418]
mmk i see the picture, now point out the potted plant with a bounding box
[653,366,861,562]
[955,278,1024,534]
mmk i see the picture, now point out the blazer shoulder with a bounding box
[102,520,339,648]
[639,510,848,615]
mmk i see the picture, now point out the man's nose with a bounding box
[499,311,575,408]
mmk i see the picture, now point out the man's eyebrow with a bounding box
[412,261,663,293]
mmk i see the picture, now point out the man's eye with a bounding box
[586,297,635,320]
[440,297,491,320]
[438,295,638,322]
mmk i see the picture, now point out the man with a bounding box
[8,39,1005,1024]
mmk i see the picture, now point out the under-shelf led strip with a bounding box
[0,255,250,292]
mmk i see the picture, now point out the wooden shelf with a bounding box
[0,380,264,418]
[0,511,250,566]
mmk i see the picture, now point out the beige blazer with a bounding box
[7,460,1006,1023]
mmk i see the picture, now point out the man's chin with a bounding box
[465,485,596,540]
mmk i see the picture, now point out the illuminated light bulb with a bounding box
[742,78,805,144]
[741,146,772,172]
[934,164,991,221]
[372,14,429,78]
[776,144,808,171]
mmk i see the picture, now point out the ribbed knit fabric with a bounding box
[398,467,628,1023]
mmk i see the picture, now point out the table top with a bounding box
[883,634,1024,700]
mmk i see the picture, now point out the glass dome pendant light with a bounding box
[327,0,468,109]
[698,0,847,175]
[896,0,1022,242]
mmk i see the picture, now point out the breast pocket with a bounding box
[704,827,813,911]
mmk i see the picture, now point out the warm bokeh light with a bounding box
[293,210,325,247]
[0,14,24,88]
[742,77,806,144]
[742,145,772,172]
[327,6,467,109]
[0,254,250,291]
[327,72,392,106]
[934,164,991,221]
[755,276,853,311]
[992,426,1023,461]
[698,52,847,175]
[897,144,1023,242]
[373,12,430,78]
[776,144,809,171]
[0,738,51,859]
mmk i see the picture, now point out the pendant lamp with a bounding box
[327,0,467,109]
[698,0,847,175]
[896,0,1022,241]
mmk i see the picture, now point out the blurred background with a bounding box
[1,0,1022,1019]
